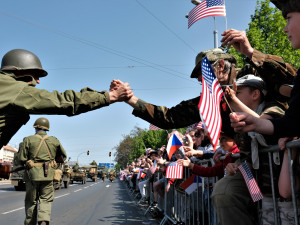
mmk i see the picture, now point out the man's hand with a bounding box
[230,112,256,133]
[226,163,239,176]
[212,150,223,165]
[221,29,254,59]
[177,156,193,169]
[109,80,133,103]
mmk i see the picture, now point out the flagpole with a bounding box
[213,17,218,48]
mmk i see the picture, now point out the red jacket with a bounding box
[191,145,239,178]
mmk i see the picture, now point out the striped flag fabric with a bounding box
[165,162,183,179]
[149,124,161,130]
[188,0,226,28]
[238,162,263,202]
[197,121,203,129]
[180,174,202,195]
[198,56,224,151]
[166,134,183,160]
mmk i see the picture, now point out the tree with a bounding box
[228,0,300,68]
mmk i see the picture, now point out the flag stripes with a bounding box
[238,162,263,202]
[165,162,183,179]
[198,57,223,150]
[188,0,226,28]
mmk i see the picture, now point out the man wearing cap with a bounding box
[111,32,295,134]
[0,49,133,149]
[212,74,286,225]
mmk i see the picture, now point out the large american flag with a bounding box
[149,124,161,130]
[198,56,223,151]
[188,0,226,28]
[238,162,263,202]
[165,162,183,179]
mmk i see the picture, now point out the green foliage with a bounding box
[114,127,187,168]
[228,0,300,68]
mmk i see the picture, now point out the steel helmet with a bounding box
[33,117,50,131]
[1,49,48,77]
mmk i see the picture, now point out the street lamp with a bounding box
[77,150,90,164]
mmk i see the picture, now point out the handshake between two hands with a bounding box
[109,79,134,103]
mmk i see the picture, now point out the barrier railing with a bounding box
[122,139,300,225]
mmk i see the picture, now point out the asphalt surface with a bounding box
[0,179,159,225]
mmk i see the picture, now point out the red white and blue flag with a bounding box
[166,134,183,160]
[188,0,226,28]
[165,162,183,179]
[198,56,224,151]
[238,162,263,202]
[197,121,203,129]
[180,174,202,195]
[149,124,161,130]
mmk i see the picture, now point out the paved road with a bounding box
[0,179,158,225]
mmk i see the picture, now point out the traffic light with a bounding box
[87,150,90,155]
[109,152,111,157]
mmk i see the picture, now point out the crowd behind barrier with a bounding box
[119,139,300,225]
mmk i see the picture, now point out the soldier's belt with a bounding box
[33,162,44,167]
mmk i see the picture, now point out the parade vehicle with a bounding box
[84,165,98,182]
[70,168,86,184]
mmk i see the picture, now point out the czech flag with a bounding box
[166,134,183,160]
[180,174,202,195]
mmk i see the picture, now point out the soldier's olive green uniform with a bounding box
[18,130,67,225]
[0,71,110,148]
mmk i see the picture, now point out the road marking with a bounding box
[54,193,70,199]
[84,186,89,189]
[106,185,110,188]
[2,206,24,215]
[74,189,82,193]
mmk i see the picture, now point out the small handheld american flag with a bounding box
[165,162,183,179]
[238,162,263,202]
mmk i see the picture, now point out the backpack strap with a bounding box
[34,134,53,160]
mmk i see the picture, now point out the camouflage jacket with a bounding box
[0,72,110,147]
[132,49,296,131]
[19,131,67,181]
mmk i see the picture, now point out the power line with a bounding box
[135,0,197,53]
[0,10,198,84]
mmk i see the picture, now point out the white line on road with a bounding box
[84,186,89,189]
[54,193,70,199]
[2,206,24,215]
[74,189,82,193]
[106,185,110,188]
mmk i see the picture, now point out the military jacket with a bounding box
[0,72,110,147]
[132,50,296,130]
[19,131,67,181]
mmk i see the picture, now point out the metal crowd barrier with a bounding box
[123,139,300,225]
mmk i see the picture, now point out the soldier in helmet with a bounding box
[18,117,67,225]
[0,49,133,148]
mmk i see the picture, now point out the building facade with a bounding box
[0,145,18,163]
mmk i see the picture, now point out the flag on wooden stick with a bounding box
[198,56,224,151]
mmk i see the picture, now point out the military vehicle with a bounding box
[70,168,86,184]
[83,165,98,182]
[10,152,26,191]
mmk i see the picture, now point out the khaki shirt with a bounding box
[19,131,67,181]
[0,72,110,147]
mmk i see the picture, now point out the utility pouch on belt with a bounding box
[44,161,49,177]
[26,160,35,169]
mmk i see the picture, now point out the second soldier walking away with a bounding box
[17,117,67,225]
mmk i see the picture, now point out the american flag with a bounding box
[238,162,263,202]
[198,56,224,151]
[165,162,183,179]
[188,0,226,29]
[149,124,161,130]
[197,121,203,129]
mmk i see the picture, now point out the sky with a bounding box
[0,0,266,166]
